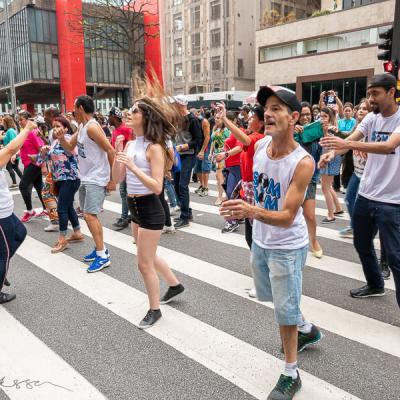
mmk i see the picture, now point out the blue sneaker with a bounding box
[87,256,111,273]
[83,248,110,262]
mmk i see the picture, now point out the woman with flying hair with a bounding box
[112,95,185,329]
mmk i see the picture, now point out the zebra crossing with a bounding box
[1,182,399,400]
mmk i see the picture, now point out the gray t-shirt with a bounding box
[0,169,13,219]
[357,110,400,204]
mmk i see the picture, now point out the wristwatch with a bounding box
[225,151,229,159]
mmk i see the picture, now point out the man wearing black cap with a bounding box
[220,86,322,400]
[320,73,400,308]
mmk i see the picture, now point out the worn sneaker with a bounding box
[21,210,36,223]
[350,285,385,298]
[194,186,203,194]
[199,187,209,197]
[112,218,129,231]
[139,309,162,329]
[339,227,353,238]
[174,219,190,229]
[162,225,176,234]
[221,222,239,234]
[298,324,323,352]
[160,284,185,304]
[87,256,111,273]
[380,261,391,280]
[83,248,110,263]
[44,223,59,232]
[268,373,302,400]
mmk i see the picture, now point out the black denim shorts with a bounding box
[127,194,165,230]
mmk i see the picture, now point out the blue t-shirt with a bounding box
[2,128,17,146]
[338,118,356,135]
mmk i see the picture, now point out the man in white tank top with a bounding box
[56,95,116,273]
[220,86,322,400]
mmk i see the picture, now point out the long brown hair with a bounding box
[3,115,16,131]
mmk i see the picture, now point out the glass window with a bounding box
[49,12,57,44]
[42,11,50,43]
[109,54,115,83]
[102,51,109,82]
[211,56,221,71]
[191,6,200,29]
[38,46,46,79]
[114,55,120,83]
[35,10,43,42]
[237,59,244,77]
[45,51,53,79]
[173,0,183,5]
[211,29,221,48]
[31,44,39,79]
[175,63,183,77]
[173,13,183,31]
[210,1,221,20]
[174,38,183,56]
[192,33,200,55]
[191,60,201,74]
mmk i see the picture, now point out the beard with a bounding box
[371,103,380,114]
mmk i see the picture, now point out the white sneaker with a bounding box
[169,206,180,216]
[44,223,59,232]
[162,225,176,234]
[248,288,257,298]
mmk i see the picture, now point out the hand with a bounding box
[354,150,368,160]
[10,155,16,164]
[106,181,117,192]
[320,136,348,151]
[294,125,304,133]
[54,126,66,140]
[328,125,338,133]
[28,154,37,163]
[116,152,136,171]
[197,151,204,160]
[320,91,326,99]
[24,120,37,133]
[40,145,50,158]
[318,151,335,169]
[115,135,125,152]
[215,153,225,162]
[215,101,227,120]
[219,200,253,220]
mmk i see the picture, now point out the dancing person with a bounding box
[0,121,35,303]
[319,107,344,223]
[113,97,184,329]
[319,74,400,306]
[56,95,116,273]
[220,86,322,400]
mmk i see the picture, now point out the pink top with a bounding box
[20,130,44,167]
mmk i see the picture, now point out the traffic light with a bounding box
[377,27,393,62]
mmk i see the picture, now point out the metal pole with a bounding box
[4,0,17,114]
[392,0,400,64]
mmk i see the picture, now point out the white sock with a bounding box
[298,319,313,334]
[96,249,107,258]
[284,362,298,379]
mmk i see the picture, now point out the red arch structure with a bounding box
[55,0,162,112]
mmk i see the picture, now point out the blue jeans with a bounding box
[57,179,81,235]
[345,173,360,229]
[174,154,196,221]
[251,243,308,325]
[226,165,241,199]
[0,213,27,292]
[353,195,400,306]
[165,178,177,208]
[119,179,129,220]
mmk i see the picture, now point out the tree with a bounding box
[67,0,160,103]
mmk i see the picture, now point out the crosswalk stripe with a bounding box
[16,236,361,400]
[0,307,106,400]
[72,217,400,358]
[189,186,345,205]
[104,200,387,285]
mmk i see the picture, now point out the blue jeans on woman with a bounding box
[56,179,81,235]
[226,165,241,199]
[165,178,177,208]
[345,173,360,229]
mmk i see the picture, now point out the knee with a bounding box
[138,262,152,276]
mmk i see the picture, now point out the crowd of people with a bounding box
[0,73,399,400]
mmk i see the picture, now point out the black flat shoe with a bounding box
[0,292,16,304]
[4,278,10,286]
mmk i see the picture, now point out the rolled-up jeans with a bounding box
[353,195,400,307]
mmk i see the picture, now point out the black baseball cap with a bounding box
[257,85,302,113]
[368,73,397,90]
[109,106,123,119]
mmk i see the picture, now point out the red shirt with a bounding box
[240,132,264,182]
[224,133,242,167]
[111,124,133,149]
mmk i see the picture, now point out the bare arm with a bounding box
[200,119,210,152]
[220,156,314,228]
[112,140,129,184]
[342,132,400,154]
[58,131,78,152]
[336,95,344,119]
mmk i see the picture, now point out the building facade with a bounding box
[255,0,394,105]
[162,0,258,95]
[0,0,161,113]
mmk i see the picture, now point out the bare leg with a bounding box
[216,168,224,200]
[330,187,343,213]
[280,325,298,363]
[303,199,321,252]
[83,213,104,250]
[203,172,209,189]
[321,175,335,220]
[154,255,179,286]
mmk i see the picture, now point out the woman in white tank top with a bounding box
[112,96,184,329]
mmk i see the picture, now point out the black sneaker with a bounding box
[221,222,239,233]
[321,217,336,224]
[268,373,302,400]
[380,261,391,280]
[298,324,323,352]
[160,284,185,304]
[174,219,190,229]
[0,292,16,304]
[139,309,162,329]
[350,285,385,298]
[112,218,129,231]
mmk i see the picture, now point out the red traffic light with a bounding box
[384,61,394,73]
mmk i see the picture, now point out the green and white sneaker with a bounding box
[268,373,302,400]
[298,324,323,352]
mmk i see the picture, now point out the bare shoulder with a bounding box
[293,155,314,181]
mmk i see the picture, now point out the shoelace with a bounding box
[143,310,154,322]
[276,375,295,394]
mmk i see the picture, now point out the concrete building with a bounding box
[255,0,394,105]
[162,0,258,95]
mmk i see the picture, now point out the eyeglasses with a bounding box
[129,104,141,114]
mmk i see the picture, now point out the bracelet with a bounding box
[225,151,229,159]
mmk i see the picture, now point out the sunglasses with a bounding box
[130,104,141,114]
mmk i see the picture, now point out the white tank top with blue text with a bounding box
[126,137,153,195]
[252,136,312,250]
[77,119,110,187]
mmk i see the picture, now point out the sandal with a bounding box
[51,240,69,254]
[334,210,344,216]
[66,234,85,243]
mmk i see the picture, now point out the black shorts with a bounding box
[127,194,165,230]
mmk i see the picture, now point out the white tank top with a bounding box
[77,119,110,186]
[0,169,13,219]
[252,136,312,250]
[126,137,153,195]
